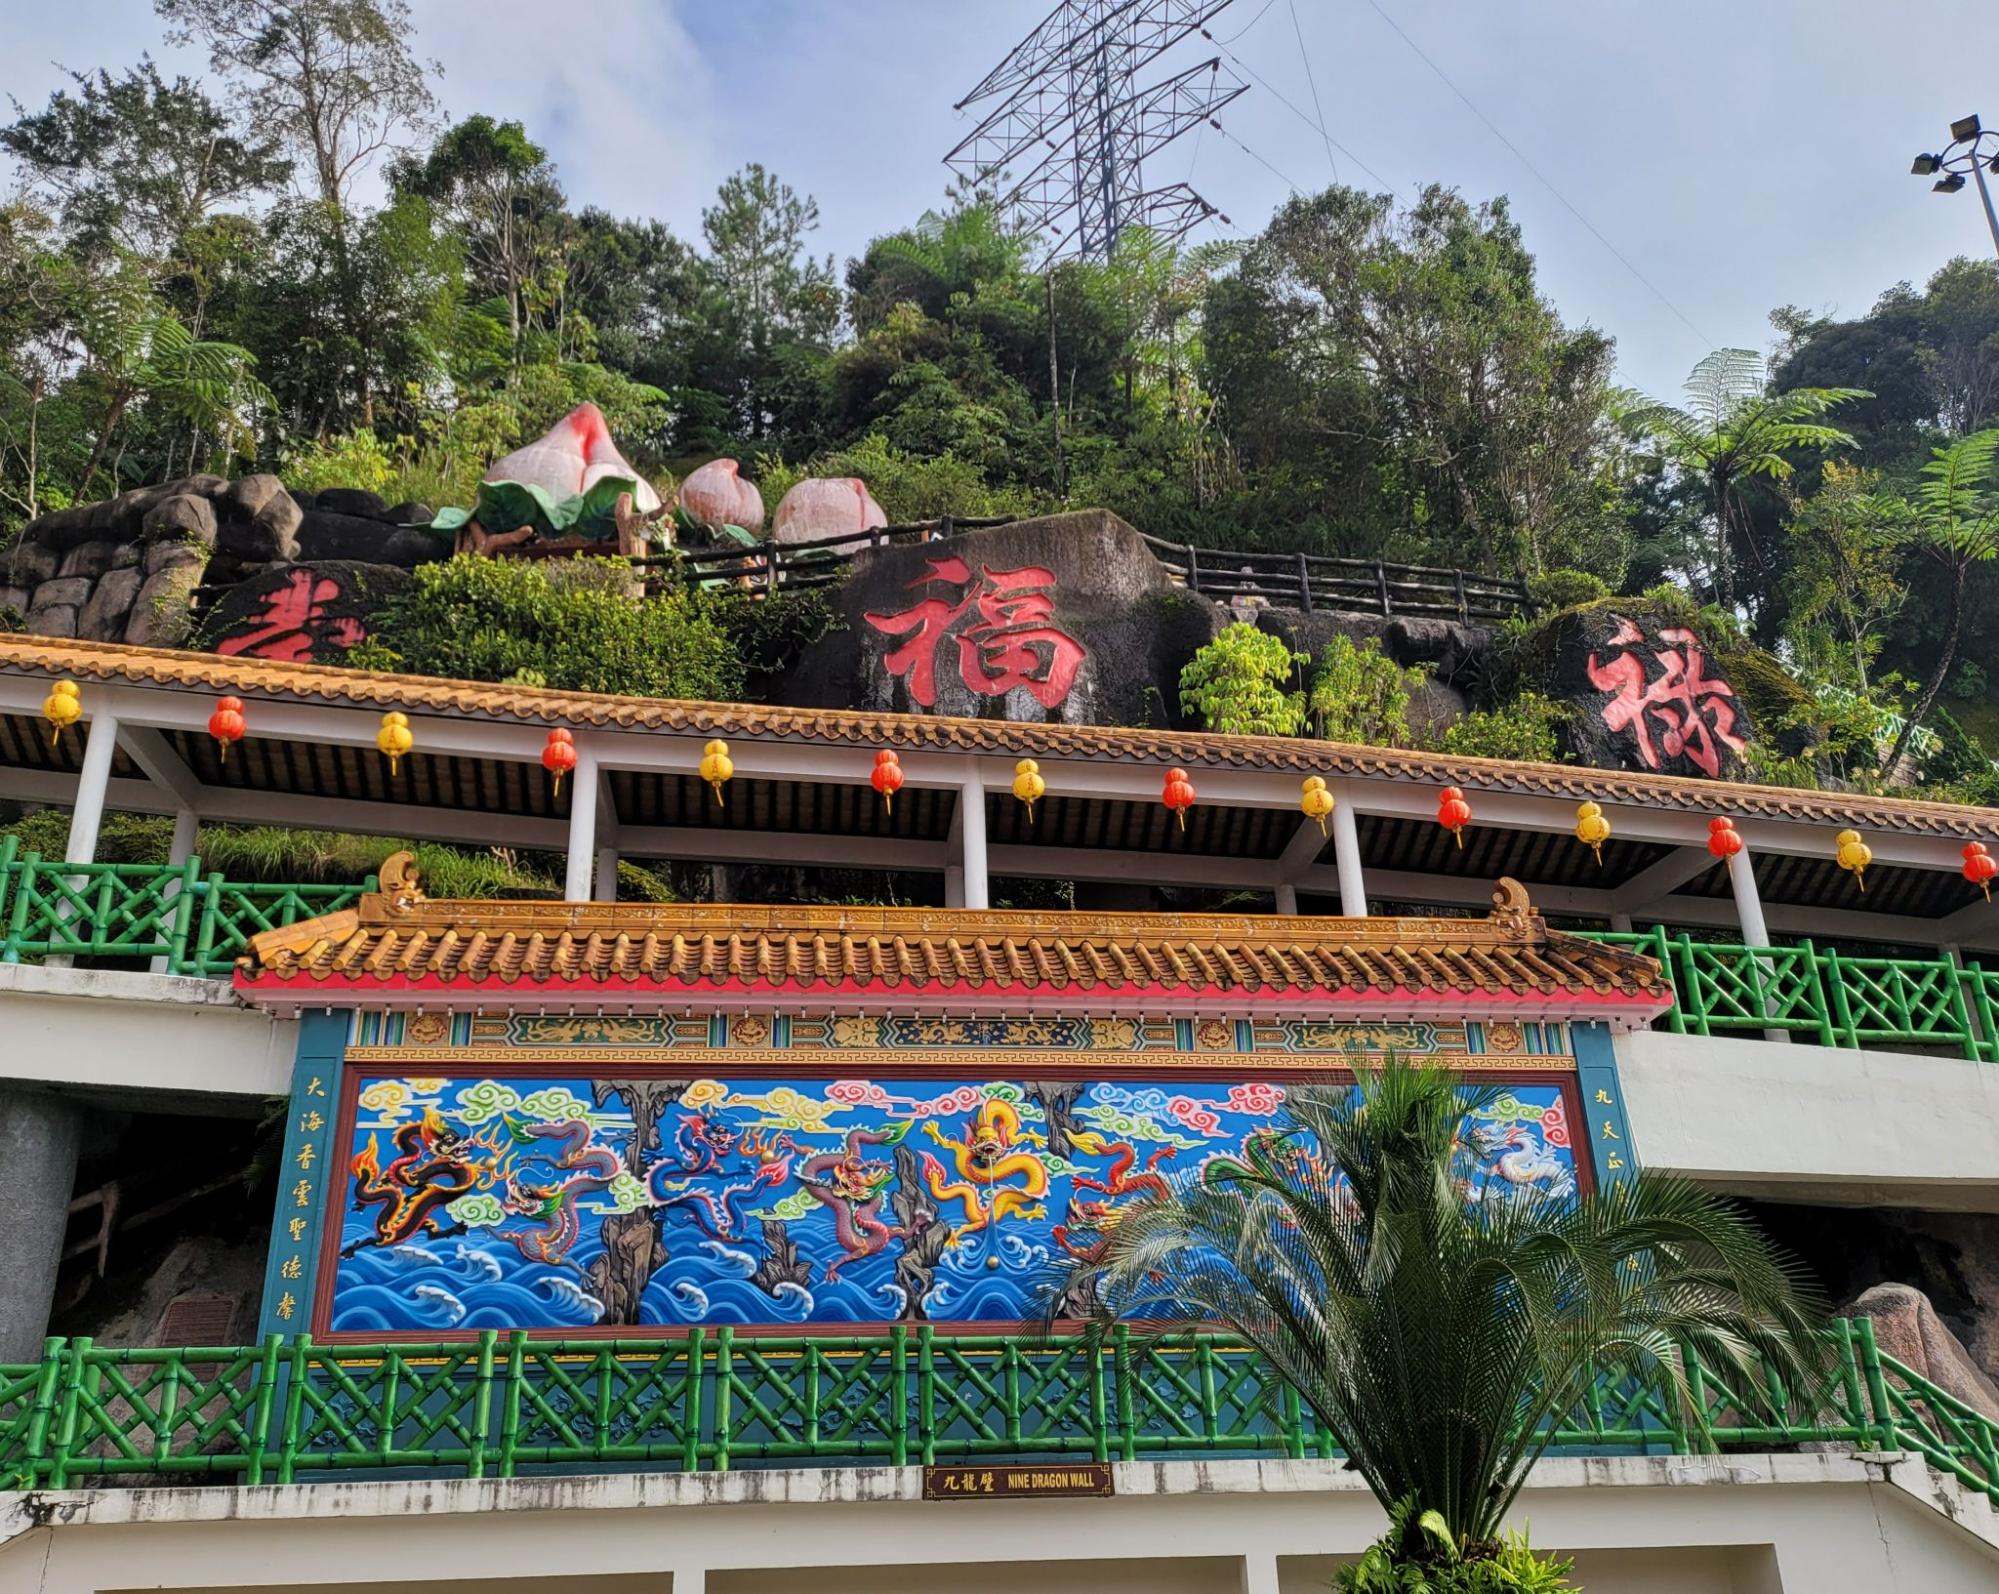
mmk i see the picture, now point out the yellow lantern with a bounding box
[41,679,81,749]
[1012,758,1046,822]
[377,710,413,777]
[1835,827,1872,893]
[699,738,734,806]
[1300,776,1335,836]
[1575,801,1611,865]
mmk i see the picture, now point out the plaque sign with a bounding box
[923,1463,1115,1500]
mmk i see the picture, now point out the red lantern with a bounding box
[207,695,246,763]
[1162,767,1196,832]
[1436,786,1471,849]
[1707,816,1744,859]
[1964,841,1997,902]
[542,727,577,796]
[871,748,905,814]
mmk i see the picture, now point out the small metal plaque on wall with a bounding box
[923,1463,1115,1499]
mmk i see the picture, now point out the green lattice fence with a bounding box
[1579,931,1995,1061]
[5,1321,1992,1504]
[0,848,374,977]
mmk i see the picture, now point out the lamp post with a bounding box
[1911,114,1999,261]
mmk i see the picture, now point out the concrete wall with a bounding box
[2,1454,1993,1594]
[1615,1029,1999,1212]
[0,966,293,1109]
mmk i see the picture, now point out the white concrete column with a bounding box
[1239,1552,1282,1594]
[944,864,965,908]
[1727,847,1788,1044]
[672,1570,706,1594]
[63,708,122,864]
[593,845,619,901]
[1273,883,1299,915]
[1329,788,1367,917]
[707,864,729,904]
[1609,911,1635,934]
[562,739,600,902]
[0,1090,83,1361]
[959,765,990,910]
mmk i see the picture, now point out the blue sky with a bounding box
[9,0,1999,397]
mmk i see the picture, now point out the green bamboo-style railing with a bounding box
[1,844,1993,1062]
[1,1321,1993,1500]
[0,842,375,978]
[1578,928,1999,1062]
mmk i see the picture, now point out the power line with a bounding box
[1214,123,1308,196]
[1356,0,1714,351]
[1206,30,1398,193]
[1215,0,1279,44]
[1287,0,1338,183]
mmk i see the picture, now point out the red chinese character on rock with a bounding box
[1584,617,1745,779]
[864,557,1086,709]
[215,570,368,662]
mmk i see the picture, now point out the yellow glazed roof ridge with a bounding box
[3,634,1991,836]
[238,872,1670,1003]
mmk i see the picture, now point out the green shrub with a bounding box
[1337,1499,1574,1593]
[706,589,845,687]
[1308,634,1424,746]
[1527,568,1609,611]
[1436,692,1571,763]
[355,554,743,700]
[1179,622,1307,736]
[284,429,400,496]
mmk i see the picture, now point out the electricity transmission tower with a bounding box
[946,0,1248,259]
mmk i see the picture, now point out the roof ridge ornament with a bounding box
[1489,876,1536,938]
[378,851,426,913]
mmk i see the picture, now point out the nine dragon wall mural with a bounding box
[324,1070,1579,1335]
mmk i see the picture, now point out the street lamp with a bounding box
[1911,113,1999,260]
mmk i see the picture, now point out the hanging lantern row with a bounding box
[42,679,80,749]
[871,749,905,814]
[208,696,246,762]
[1574,801,1610,866]
[1835,828,1872,894]
[1437,786,1472,849]
[1300,776,1335,836]
[542,728,577,796]
[700,739,733,806]
[1964,842,1997,902]
[1013,758,1045,823]
[377,711,413,777]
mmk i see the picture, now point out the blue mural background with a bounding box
[327,1072,1577,1333]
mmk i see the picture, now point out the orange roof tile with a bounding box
[4,634,1985,838]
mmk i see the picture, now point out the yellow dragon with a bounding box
[921,1099,1048,1237]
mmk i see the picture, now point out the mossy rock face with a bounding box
[1533,597,1759,780]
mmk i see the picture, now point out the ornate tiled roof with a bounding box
[4,634,1989,837]
[236,867,1668,1019]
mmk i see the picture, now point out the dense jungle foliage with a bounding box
[4,1,1999,798]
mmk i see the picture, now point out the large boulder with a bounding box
[295,508,402,563]
[140,493,218,547]
[678,459,765,531]
[1535,599,1757,780]
[200,560,410,663]
[772,477,886,546]
[4,541,59,588]
[785,509,1211,728]
[1844,1283,1999,1422]
[77,566,145,641]
[57,540,120,581]
[124,564,205,648]
[313,487,391,520]
[217,486,304,565]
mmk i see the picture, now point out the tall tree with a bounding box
[1047,1054,1826,1577]
[156,0,439,422]
[393,115,565,354]
[1781,461,1908,692]
[1881,430,1999,776]
[1624,349,1864,614]
[1,60,287,271]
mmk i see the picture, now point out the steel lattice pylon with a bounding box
[947,0,1246,259]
